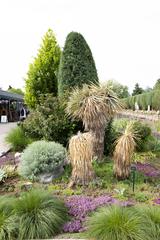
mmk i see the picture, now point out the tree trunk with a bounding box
[90,128,105,161]
[113,145,131,180]
[114,160,130,180]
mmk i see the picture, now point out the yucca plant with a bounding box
[86,205,144,240]
[13,189,68,239]
[67,84,122,160]
[68,132,95,186]
[113,122,138,180]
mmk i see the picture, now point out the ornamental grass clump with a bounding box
[113,122,139,180]
[5,126,32,151]
[135,206,160,240]
[13,190,68,239]
[86,205,143,240]
[0,197,16,240]
[68,132,95,186]
[19,140,66,180]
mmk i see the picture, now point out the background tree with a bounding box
[106,80,129,98]
[25,29,61,108]
[8,85,24,95]
[154,79,160,90]
[58,32,99,96]
[132,83,144,96]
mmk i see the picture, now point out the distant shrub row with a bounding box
[123,90,160,110]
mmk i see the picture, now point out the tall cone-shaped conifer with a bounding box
[58,32,99,96]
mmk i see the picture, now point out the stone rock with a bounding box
[39,174,53,184]
[21,182,33,191]
[14,152,21,165]
[14,152,21,158]
[39,165,64,184]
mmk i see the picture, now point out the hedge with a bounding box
[123,90,160,110]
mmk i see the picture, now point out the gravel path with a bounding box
[0,122,17,156]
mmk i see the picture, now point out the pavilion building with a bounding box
[0,89,24,122]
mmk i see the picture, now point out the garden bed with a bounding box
[0,149,160,239]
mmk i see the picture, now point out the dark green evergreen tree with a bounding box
[132,83,144,96]
[25,29,61,108]
[58,32,99,96]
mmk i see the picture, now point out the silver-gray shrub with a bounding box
[19,140,66,180]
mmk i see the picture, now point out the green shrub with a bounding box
[104,119,119,156]
[133,151,156,163]
[1,165,18,178]
[151,139,160,152]
[22,95,83,146]
[86,205,143,240]
[132,121,152,151]
[13,190,68,239]
[19,140,66,180]
[134,192,149,202]
[113,118,129,132]
[113,119,152,151]
[155,120,160,132]
[141,136,160,152]
[5,126,32,151]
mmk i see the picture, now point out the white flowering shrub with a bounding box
[19,141,66,180]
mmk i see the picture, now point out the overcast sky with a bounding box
[0,0,160,92]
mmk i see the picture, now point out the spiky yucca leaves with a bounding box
[113,122,138,180]
[68,132,95,186]
[0,197,16,240]
[86,205,144,240]
[67,84,122,159]
[13,190,68,240]
[67,84,121,130]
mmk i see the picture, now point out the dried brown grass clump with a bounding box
[68,132,95,186]
[113,122,138,180]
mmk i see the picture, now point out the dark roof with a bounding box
[0,89,24,101]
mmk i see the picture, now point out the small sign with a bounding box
[1,115,8,123]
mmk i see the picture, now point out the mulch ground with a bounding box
[0,151,16,165]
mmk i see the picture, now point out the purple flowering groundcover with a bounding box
[63,195,133,233]
[135,162,160,178]
[153,198,160,205]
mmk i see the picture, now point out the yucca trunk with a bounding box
[68,132,95,186]
[90,129,105,161]
[113,150,131,180]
